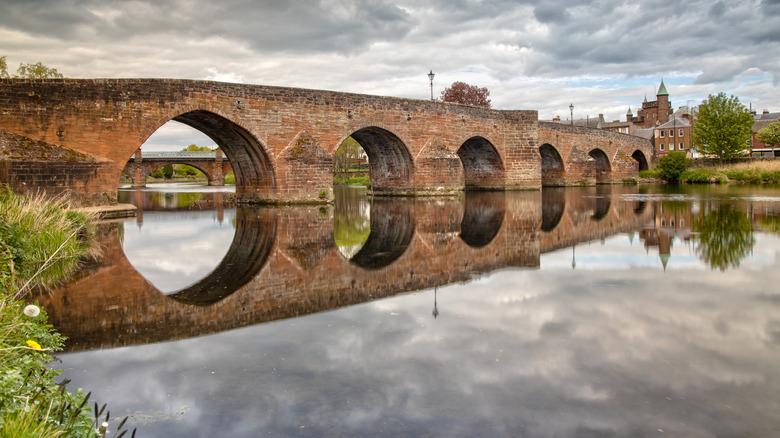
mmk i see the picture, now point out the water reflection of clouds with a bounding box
[121,210,236,293]
[57,232,780,437]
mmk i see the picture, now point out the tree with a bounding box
[656,151,691,182]
[181,144,212,152]
[333,137,365,175]
[440,81,491,107]
[692,92,754,161]
[757,120,780,147]
[0,56,63,79]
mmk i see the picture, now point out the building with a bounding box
[750,110,780,157]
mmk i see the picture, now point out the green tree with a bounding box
[181,144,212,152]
[162,164,174,179]
[756,120,780,147]
[656,151,691,182]
[692,92,754,161]
[0,56,8,78]
[440,81,491,107]
[333,137,365,176]
[0,56,63,79]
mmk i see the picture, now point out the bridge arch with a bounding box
[457,136,505,190]
[588,148,612,183]
[632,150,649,171]
[539,143,565,187]
[141,110,276,200]
[349,126,414,195]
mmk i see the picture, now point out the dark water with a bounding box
[41,184,780,437]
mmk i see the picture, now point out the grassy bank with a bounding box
[333,175,370,188]
[0,190,132,437]
[641,160,780,184]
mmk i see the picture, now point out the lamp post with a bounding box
[428,70,435,101]
[569,103,574,125]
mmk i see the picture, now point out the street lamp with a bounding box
[569,103,574,125]
[428,70,435,101]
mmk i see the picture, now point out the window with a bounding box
[660,143,665,151]
[679,128,684,137]
[670,129,674,137]
[670,143,675,151]
[679,142,684,150]
[660,130,665,138]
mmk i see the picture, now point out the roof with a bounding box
[655,117,690,130]
[657,80,669,96]
[633,128,654,140]
[627,107,633,116]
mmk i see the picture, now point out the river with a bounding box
[37,183,780,437]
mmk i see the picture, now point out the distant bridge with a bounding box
[124,150,233,186]
[0,79,653,204]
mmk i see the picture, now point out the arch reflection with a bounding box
[541,188,566,232]
[350,199,415,269]
[459,192,506,247]
[166,207,277,305]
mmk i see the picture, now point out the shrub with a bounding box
[656,151,691,182]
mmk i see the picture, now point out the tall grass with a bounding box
[0,190,99,298]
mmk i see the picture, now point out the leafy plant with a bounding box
[656,151,691,182]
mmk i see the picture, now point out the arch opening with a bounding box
[539,144,565,187]
[171,111,275,200]
[588,149,611,183]
[457,136,505,190]
[350,127,413,194]
[632,150,649,172]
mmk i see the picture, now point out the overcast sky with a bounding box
[2,0,779,149]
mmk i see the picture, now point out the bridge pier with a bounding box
[131,149,146,187]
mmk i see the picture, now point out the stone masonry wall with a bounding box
[0,79,539,203]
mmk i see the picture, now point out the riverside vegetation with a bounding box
[0,190,134,437]
[640,153,780,184]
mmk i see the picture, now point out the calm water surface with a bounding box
[40,184,780,437]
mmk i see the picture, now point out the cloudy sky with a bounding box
[2,0,779,130]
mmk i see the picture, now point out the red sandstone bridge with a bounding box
[0,79,653,204]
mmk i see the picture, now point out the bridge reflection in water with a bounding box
[36,187,655,351]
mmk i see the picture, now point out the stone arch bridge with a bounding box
[0,79,653,204]
[123,150,233,186]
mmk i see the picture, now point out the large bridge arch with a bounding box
[170,110,276,200]
[349,126,415,195]
[457,136,505,190]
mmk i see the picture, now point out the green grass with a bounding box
[333,175,370,188]
[679,168,729,184]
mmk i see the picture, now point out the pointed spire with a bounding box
[626,107,633,117]
[657,79,669,96]
[644,94,648,103]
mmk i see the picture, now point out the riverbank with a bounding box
[0,190,132,436]
[642,159,780,184]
